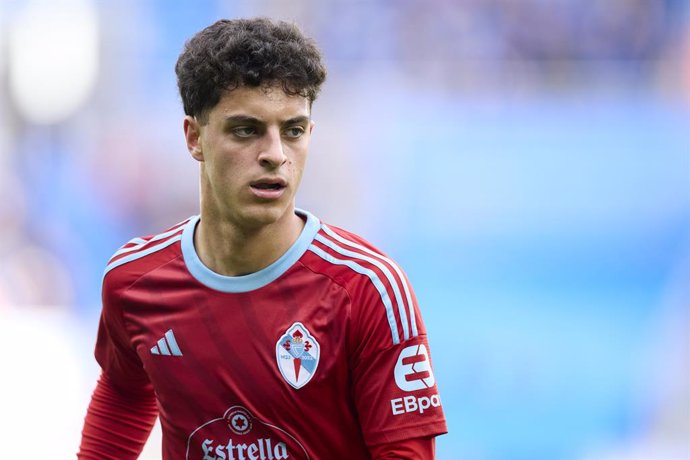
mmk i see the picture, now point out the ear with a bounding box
[309,119,315,134]
[184,116,204,161]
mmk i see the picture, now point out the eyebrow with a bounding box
[282,115,310,126]
[222,115,310,126]
[223,115,261,125]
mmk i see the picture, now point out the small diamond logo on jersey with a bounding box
[275,322,320,389]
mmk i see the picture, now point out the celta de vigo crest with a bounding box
[275,322,320,389]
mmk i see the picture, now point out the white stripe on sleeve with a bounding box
[308,244,401,345]
[315,233,410,341]
[104,234,182,276]
[321,225,418,337]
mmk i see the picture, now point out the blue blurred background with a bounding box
[0,1,688,459]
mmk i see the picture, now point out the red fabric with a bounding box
[80,212,447,459]
[370,436,436,459]
[78,372,158,459]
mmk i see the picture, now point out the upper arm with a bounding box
[95,273,152,395]
[370,436,436,460]
[346,254,448,447]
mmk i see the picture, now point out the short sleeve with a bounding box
[348,267,448,446]
[95,274,153,395]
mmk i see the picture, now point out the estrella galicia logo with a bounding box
[275,322,320,389]
[394,344,436,391]
[226,407,252,435]
[186,405,309,459]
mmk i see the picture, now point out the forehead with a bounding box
[210,85,310,121]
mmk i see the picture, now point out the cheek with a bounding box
[289,145,309,167]
[206,157,243,190]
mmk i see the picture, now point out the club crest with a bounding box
[275,322,320,389]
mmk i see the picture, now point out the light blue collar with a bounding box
[181,208,320,293]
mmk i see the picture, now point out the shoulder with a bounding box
[102,216,194,288]
[306,223,400,271]
[303,222,419,345]
[303,222,402,284]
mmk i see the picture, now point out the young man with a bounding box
[79,18,447,459]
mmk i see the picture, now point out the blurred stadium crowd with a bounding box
[0,1,688,459]
[1,0,687,310]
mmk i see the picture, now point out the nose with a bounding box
[257,127,287,168]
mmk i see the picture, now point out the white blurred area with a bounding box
[0,307,89,456]
[0,305,163,458]
[0,1,688,459]
[7,0,98,124]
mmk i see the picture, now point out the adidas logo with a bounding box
[151,329,183,356]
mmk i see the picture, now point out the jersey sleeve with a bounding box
[94,272,154,394]
[78,271,158,458]
[348,261,448,447]
[370,436,436,459]
[78,372,158,459]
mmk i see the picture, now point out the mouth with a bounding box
[249,178,287,199]
[251,183,284,190]
[250,178,287,190]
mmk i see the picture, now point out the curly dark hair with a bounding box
[175,18,327,123]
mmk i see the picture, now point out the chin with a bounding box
[237,202,293,228]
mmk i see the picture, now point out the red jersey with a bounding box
[93,209,447,459]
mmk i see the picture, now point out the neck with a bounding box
[194,207,305,277]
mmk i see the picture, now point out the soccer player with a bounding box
[78,18,447,459]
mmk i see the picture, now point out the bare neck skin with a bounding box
[193,204,305,277]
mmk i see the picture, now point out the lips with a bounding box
[249,177,287,199]
[250,177,287,189]
[252,183,283,190]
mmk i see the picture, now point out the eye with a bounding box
[284,126,305,139]
[233,126,256,138]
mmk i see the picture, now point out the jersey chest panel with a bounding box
[119,261,367,458]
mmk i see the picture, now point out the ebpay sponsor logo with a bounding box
[186,406,309,460]
[394,344,435,391]
[390,344,442,416]
[390,394,442,416]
